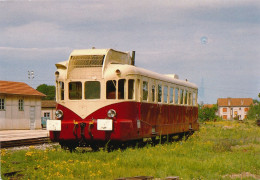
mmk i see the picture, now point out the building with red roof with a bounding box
[217,98,253,120]
[0,80,46,130]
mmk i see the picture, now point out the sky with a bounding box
[0,0,259,104]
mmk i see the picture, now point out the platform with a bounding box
[0,129,49,142]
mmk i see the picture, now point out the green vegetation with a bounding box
[198,104,218,122]
[36,84,55,100]
[247,100,260,120]
[1,120,260,180]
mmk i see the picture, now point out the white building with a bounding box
[41,100,56,120]
[217,98,253,120]
[0,80,46,130]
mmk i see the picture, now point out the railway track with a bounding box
[1,137,51,148]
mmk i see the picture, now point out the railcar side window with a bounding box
[180,89,184,104]
[175,88,179,104]
[69,82,82,100]
[189,92,192,105]
[128,79,135,100]
[118,79,125,99]
[193,92,197,106]
[142,81,148,101]
[106,80,117,99]
[169,87,174,104]
[85,81,100,99]
[184,90,188,105]
[158,84,162,102]
[151,85,155,102]
[60,82,64,100]
[163,86,168,103]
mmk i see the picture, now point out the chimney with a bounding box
[131,51,135,65]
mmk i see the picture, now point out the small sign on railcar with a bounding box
[97,119,113,131]
[47,120,61,131]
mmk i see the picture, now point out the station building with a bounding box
[0,80,46,130]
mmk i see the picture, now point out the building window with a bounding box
[69,82,82,100]
[85,81,100,99]
[44,112,50,118]
[223,115,227,120]
[223,108,227,112]
[18,99,24,111]
[244,108,249,112]
[0,98,5,110]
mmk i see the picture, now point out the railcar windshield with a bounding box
[85,81,100,99]
[106,80,117,99]
[69,82,82,100]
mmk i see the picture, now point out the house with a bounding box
[217,98,253,120]
[0,80,46,130]
[41,100,56,119]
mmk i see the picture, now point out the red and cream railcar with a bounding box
[48,48,199,150]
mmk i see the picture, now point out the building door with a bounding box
[30,106,36,130]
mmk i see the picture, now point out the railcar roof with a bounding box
[105,64,198,89]
[69,48,128,56]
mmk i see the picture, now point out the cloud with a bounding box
[0,0,259,102]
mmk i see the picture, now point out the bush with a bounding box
[198,104,218,122]
[247,103,260,120]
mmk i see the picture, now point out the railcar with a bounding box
[47,48,199,151]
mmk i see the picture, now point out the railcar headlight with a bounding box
[55,109,63,119]
[107,109,116,118]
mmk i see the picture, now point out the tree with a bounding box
[247,101,260,120]
[198,104,218,122]
[36,84,55,100]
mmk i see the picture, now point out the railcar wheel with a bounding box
[59,142,77,152]
[90,144,99,152]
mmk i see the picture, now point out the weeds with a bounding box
[1,120,260,179]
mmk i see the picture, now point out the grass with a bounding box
[1,120,260,180]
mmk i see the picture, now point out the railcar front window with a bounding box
[158,84,162,102]
[128,79,135,100]
[143,81,148,101]
[85,81,100,99]
[106,80,117,99]
[118,79,125,99]
[69,82,82,100]
[163,86,168,103]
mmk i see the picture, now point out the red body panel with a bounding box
[50,102,199,143]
